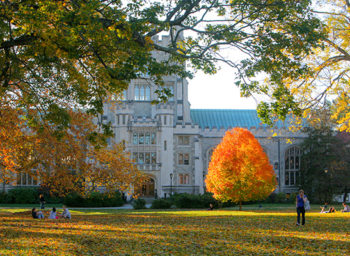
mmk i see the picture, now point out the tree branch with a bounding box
[0,34,36,50]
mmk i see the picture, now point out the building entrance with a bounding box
[141,178,155,197]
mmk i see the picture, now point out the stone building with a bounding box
[100,35,306,198]
[12,34,306,196]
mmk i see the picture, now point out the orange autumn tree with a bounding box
[206,128,276,210]
[28,110,148,196]
[0,102,147,196]
[0,100,35,190]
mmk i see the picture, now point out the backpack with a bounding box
[304,199,311,211]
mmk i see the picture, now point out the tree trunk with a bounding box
[239,201,242,211]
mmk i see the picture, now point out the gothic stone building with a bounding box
[14,34,305,196]
[99,37,305,199]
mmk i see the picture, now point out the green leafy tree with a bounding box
[257,0,350,132]
[0,0,323,128]
[300,107,350,203]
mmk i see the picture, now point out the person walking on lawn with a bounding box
[39,194,45,209]
[296,189,307,226]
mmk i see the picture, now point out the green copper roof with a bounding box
[190,109,285,129]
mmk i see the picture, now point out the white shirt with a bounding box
[62,208,71,219]
[49,211,56,219]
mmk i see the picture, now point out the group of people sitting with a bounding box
[320,202,350,213]
[31,205,71,219]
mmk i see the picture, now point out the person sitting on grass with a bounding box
[61,205,71,219]
[341,202,350,212]
[49,207,57,219]
[208,203,214,210]
[321,206,336,213]
[320,202,328,213]
[32,208,44,219]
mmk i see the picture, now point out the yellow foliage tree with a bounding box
[0,103,147,196]
[259,0,350,131]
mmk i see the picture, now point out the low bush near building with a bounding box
[133,198,146,209]
[6,187,39,204]
[63,191,124,207]
[171,193,218,209]
[151,199,172,209]
[0,192,12,203]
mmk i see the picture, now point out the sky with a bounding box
[188,64,259,110]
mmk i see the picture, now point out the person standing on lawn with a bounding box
[39,194,45,209]
[296,189,307,226]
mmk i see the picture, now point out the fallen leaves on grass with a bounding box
[0,210,349,255]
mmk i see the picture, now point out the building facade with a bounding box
[99,36,306,198]
[11,34,306,196]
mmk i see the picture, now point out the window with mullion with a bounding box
[284,146,301,186]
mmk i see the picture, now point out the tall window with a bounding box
[121,90,127,100]
[164,83,174,101]
[133,132,156,145]
[285,146,301,186]
[133,152,157,165]
[179,174,190,184]
[178,136,190,145]
[17,172,38,186]
[134,85,151,101]
[178,153,189,165]
[157,82,174,101]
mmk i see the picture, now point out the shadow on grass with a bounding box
[0,210,350,255]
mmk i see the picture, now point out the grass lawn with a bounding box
[0,206,349,255]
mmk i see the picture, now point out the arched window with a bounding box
[284,146,301,186]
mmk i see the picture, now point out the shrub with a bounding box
[287,192,298,203]
[265,192,287,203]
[63,191,124,207]
[85,192,104,207]
[171,193,218,209]
[276,192,287,203]
[0,192,12,203]
[37,187,63,204]
[7,187,39,204]
[101,191,124,207]
[63,193,84,207]
[151,199,172,209]
[133,198,146,209]
[220,200,236,208]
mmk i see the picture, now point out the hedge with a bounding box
[63,191,124,207]
[133,198,146,209]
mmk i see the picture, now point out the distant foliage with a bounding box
[206,128,276,209]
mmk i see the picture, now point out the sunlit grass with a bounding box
[0,207,349,255]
